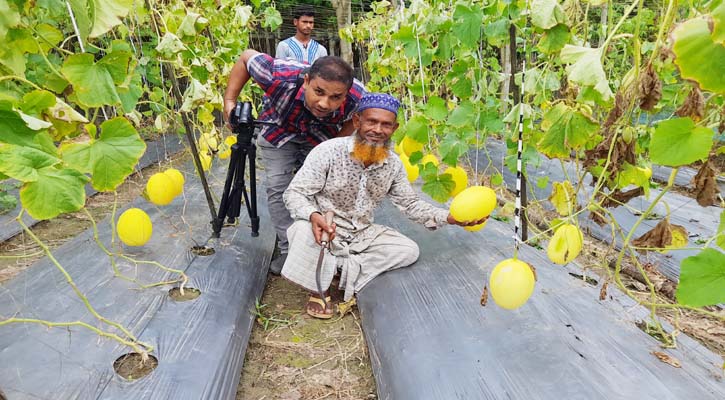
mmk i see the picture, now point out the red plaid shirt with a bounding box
[247,53,365,147]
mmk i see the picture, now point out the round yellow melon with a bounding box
[400,154,419,182]
[444,166,468,197]
[489,258,536,310]
[117,208,153,246]
[401,136,424,156]
[450,186,496,223]
[146,172,176,206]
[163,168,185,197]
[547,223,584,265]
[420,154,439,167]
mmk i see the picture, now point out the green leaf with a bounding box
[88,117,145,191]
[20,167,88,220]
[156,33,186,56]
[0,39,26,75]
[0,0,21,41]
[676,248,725,307]
[425,97,447,121]
[0,144,60,182]
[68,0,91,40]
[531,0,567,29]
[491,173,503,186]
[35,23,64,53]
[177,11,202,37]
[262,7,282,31]
[402,115,429,143]
[117,70,143,113]
[452,4,483,48]
[717,210,725,250]
[537,103,598,158]
[536,176,549,189]
[0,102,56,154]
[20,90,56,116]
[537,24,570,54]
[483,19,509,47]
[650,118,713,166]
[672,17,725,94]
[422,173,455,203]
[439,131,471,166]
[61,142,92,174]
[89,0,133,38]
[448,101,475,128]
[710,1,724,44]
[97,50,131,85]
[560,45,613,101]
[448,71,473,99]
[61,53,121,108]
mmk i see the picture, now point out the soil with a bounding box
[113,353,159,380]
[169,287,202,301]
[236,276,376,400]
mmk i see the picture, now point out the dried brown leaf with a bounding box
[632,219,689,252]
[675,87,705,122]
[601,187,645,208]
[480,286,488,307]
[589,209,609,226]
[639,64,662,111]
[528,263,538,282]
[692,160,720,207]
[651,351,682,368]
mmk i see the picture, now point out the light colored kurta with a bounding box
[281,136,450,300]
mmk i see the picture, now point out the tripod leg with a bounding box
[248,141,260,237]
[214,146,240,237]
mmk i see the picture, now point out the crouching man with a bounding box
[280,93,486,318]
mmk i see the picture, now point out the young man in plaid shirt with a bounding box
[224,50,365,275]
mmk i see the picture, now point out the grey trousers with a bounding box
[257,134,314,254]
[282,220,420,301]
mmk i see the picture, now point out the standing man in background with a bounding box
[276,5,328,64]
[223,50,364,275]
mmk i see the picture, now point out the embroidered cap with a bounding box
[357,93,401,116]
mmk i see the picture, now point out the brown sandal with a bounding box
[306,295,334,319]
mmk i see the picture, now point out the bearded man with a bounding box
[281,93,487,319]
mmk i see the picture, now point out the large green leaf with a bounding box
[560,45,613,101]
[425,97,447,121]
[61,53,121,108]
[483,18,509,47]
[68,0,92,40]
[0,144,60,182]
[20,90,56,116]
[711,1,724,44]
[531,0,567,29]
[452,4,483,48]
[439,131,472,166]
[20,167,88,220]
[672,17,725,94]
[89,0,133,38]
[97,50,131,84]
[676,248,725,307]
[156,32,186,56]
[537,24,570,54]
[0,0,20,41]
[0,102,56,154]
[118,70,143,113]
[261,6,282,30]
[401,115,429,143]
[89,117,145,191]
[650,118,713,166]
[35,23,64,53]
[422,173,455,203]
[448,101,475,128]
[537,103,598,158]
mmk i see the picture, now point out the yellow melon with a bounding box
[450,186,496,222]
[444,166,468,197]
[146,172,176,206]
[163,168,185,197]
[546,223,583,265]
[489,258,536,310]
[117,208,153,246]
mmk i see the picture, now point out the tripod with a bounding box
[212,102,260,238]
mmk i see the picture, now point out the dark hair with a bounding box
[308,56,354,89]
[294,5,315,19]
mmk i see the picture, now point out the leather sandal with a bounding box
[306,295,334,319]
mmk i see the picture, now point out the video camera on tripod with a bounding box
[212,101,260,238]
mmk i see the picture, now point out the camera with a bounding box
[229,101,256,144]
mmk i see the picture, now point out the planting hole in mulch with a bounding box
[113,353,158,380]
[190,245,215,256]
[568,272,598,286]
[169,287,202,301]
